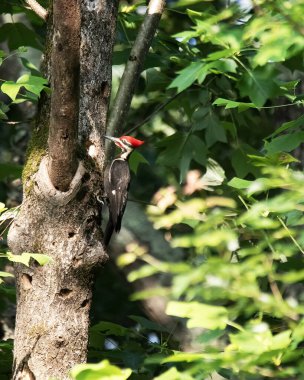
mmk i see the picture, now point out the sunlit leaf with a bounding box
[227,177,253,189]
[213,97,256,111]
[5,252,52,267]
[0,271,14,278]
[1,74,48,101]
[70,360,132,380]
[154,367,193,380]
[166,301,228,329]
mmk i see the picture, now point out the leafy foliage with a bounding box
[0,206,51,284]
[70,360,132,380]
[2,0,304,379]
[97,0,304,379]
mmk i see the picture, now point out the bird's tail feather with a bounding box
[104,218,114,247]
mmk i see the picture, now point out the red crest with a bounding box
[120,136,145,148]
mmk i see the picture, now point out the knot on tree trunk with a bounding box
[34,157,86,205]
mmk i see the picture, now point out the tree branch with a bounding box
[124,92,181,135]
[106,0,166,156]
[25,0,48,21]
[79,0,119,174]
[48,0,80,191]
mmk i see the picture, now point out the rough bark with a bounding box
[8,1,119,379]
[79,0,119,174]
[48,0,80,191]
[9,167,105,380]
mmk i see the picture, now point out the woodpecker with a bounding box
[103,135,144,246]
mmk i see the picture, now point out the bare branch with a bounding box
[48,0,80,191]
[125,92,181,135]
[25,0,48,21]
[106,0,166,156]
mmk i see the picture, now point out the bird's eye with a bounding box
[122,139,132,147]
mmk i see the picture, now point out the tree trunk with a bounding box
[8,1,118,379]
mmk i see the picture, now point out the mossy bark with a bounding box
[8,1,119,379]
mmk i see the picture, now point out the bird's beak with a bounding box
[104,135,118,143]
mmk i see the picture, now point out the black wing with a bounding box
[104,159,130,245]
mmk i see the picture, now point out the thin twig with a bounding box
[25,0,48,21]
[277,216,304,255]
[106,0,166,159]
[124,92,181,135]
[0,119,34,125]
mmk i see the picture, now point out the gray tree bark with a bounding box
[8,1,118,379]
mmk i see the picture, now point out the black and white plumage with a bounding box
[104,158,130,246]
[103,135,144,246]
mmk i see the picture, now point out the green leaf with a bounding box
[173,30,198,43]
[0,209,18,222]
[206,48,236,61]
[169,58,238,93]
[5,252,52,267]
[168,54,237,92]
[237,66,279,107]
[0,101,9,119]
[251,21,304,66]
[127,264,160,282]
[0,271,14,284]
[168,61,205,93]
[27,253,52,266]
[265,132,304,155]
[130,286,169,301]
[248,152,299,167]
[0,339,13,376]
[0,202,7,213]
[70,360,132,380]
[268,114,304,139]
[196,329,225,344]
[1,74,48,102]
[17,74,48,96]
[166,301,228,329]
[231,145,260,177]
[0,271,14,278]
[162,352,205,363]
[112,49,131,65]
[157,132,207,182]
[213,97,256,111]
[227,177,253,189]
[128,151,149,174]
[274,270,304,284]
[1,81,20,101]
[0,23,43,50]
[20,57,41,76]
[90,322,128,337]
[17,46,28,53]
[0,163,23,180]
[229,325,291,355]
[205,112,226,147]
[145,68,170,92]
[192,106,210,131]
[211,58,238,74]
[129,315,171,333]
[154,367,193,380]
